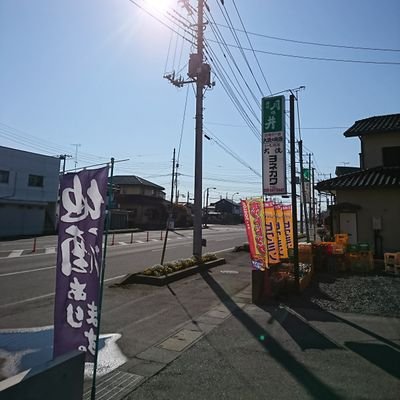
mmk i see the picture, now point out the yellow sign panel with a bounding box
[264,201,280,264]
[282,205,294,249]
[275,204,289,259]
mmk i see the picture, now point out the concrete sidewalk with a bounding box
[87,251,400,400]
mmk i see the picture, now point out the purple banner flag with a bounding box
[53,166,109,361]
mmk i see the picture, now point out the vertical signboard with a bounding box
[262,95,287,195]
[264,201,280,264]
[282,205,294,250]
[275,203,289,259]
[241,199,268,270]
[54,166,108,361]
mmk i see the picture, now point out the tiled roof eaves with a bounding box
[112,175,165,190]
[316,167,400,191]
[343,113,400,137]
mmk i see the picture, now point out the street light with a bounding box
[204,187,216,228]
[231,192,239,202]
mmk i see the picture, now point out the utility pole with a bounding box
[298,140,310,242]
[299,185,304,234]
[175,162,179,204]
[193,0,205,259]
[290,94,299,293]
[58,154,72,175]
[161,148,176,265]
[164,0,210,259]
[308,153,312,240]
[71,144,81,171]
[312,167,316,241]
[205,187,210,229]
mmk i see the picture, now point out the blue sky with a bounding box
[1,0,399,203]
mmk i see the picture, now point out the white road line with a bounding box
[118,242,128,245]
[45,247,56,254]
[0,265,56,277]
[0,274,126,309]
[214,247,235,254]
[0,292,55,308]
[136,240,145,243]
[151,239,159,242]
[104,275,126,283]
[7,250,24,258]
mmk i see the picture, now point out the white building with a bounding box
[0,146,60,237]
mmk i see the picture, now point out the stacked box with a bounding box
[332,243,346,255]
[384,253,395,274]
[358,243,370,252]
[346,251,373,273]
[298,243,313,264]
[384,252,400,274]
[335,233,349,246]
[347,244,359,253]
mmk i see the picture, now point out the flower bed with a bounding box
[115,254,226,286]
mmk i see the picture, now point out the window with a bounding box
[382,146,400,167]
[28,174,44,187]
[0,170,9,184]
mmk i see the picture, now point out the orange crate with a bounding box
[384,253,400,267]
[335,233,349,245]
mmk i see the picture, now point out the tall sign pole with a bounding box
[290,94,300,292]
[193,0,205,259]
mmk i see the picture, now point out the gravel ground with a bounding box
[303,272,400,317]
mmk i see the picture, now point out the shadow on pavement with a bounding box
[286,288,400,352]
[200,271,342,400]
[345,342,400,379]
[269,307,341,351]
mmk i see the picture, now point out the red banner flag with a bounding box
[241,199,268,270]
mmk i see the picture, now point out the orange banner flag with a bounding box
[274,203,289,259]
[282,205,294,250]
[241,198,268,270]
[264,201,280,264]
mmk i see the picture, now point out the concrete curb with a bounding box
[115,258,226,286]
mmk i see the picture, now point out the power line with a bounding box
[215,0,265,97]
[126,0,195,45]
[205,11,260,109]
[177,84,190,162]
[206,39,400,65]
[204,127,261,177]
[230,0,273,95]
[204,43,261,140]
[210,22,400,53]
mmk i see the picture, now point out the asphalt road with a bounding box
[0,224,249,382]
[0,225,246,311]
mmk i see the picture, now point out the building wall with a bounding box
[336,188,400,252]
[0,146,60,203]
[362,131,400,169]
[0,204,45,236]
[119,185,165,198]
[0,146,60,237]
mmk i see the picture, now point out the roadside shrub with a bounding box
[142,253,218,276]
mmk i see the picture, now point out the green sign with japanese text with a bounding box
[303,168,310,182]
[262,95,285,133]
[261,95,287,195]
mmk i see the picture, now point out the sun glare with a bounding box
[144,0,175,13]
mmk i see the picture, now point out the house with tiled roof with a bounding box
[316,113,400,255]
[110,175,168,229]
